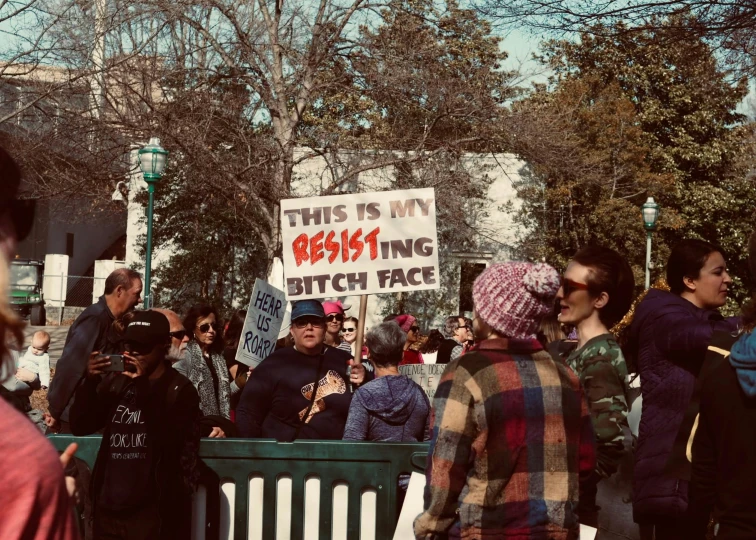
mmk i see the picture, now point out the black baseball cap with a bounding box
[124,310,170,345]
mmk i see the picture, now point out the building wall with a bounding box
[17,197,126,277]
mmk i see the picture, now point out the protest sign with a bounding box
[235,278,287,367]
[399,363,446,399]
[280,188,439,300]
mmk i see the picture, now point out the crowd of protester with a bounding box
[2,141,756,540]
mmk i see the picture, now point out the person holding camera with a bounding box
[70,310,201,539]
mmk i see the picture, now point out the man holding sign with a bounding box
[236,300,367,440]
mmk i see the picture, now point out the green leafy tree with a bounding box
[509,18,755,308]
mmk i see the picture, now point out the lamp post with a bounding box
[642,196,660,289]
[137,137,168,308]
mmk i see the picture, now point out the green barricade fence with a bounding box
[48,436,429,540]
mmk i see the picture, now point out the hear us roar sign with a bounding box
[281,188,440,300]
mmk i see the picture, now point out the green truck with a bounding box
[10,258,46,325]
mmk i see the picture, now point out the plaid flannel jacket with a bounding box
[414,338,596,539]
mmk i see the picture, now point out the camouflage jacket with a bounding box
[551,334,629,478]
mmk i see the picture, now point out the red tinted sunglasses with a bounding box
[561,277,591,297]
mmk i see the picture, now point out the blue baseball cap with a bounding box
[291,300,325,321]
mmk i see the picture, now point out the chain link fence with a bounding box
[42,275,105,325]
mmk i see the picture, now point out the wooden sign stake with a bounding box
[353,294,369,364]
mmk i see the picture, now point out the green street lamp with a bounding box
[642,196,660,289]
[138,137,168,308]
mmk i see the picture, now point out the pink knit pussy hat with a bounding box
[322,300,347,316]
[394,314,416,333]
[472,262,560,339]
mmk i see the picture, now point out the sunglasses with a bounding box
[561,277,591,297]
[458,325,469,330]
[409,326,419,333]
[197,323,221,333]
[124,341,156,356]
[170,329,191,340]
[294,317,326,329]
[326,314,344,322]
[342,327,356,333]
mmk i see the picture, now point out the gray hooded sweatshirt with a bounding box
[342,375,430,442]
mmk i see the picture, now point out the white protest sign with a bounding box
[280,188,439,300]
[399,363,446,399]
[235,278,287,367]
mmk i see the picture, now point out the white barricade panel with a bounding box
[249,475,265,540]
[360,488,377,540]
[332,482,349,540]
[220,481,236,540]
[304,475,321,540]
[276,475,293,540]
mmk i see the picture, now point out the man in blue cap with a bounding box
[236,299,367,440]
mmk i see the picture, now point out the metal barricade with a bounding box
[48,436,429,540]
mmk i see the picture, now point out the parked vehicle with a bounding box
[10,259,45,325]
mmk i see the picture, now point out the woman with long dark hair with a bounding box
[182,304,231,422]
[629,239,739,539]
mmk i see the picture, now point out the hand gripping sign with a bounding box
[280,188,440,300]
[235,278,287,367]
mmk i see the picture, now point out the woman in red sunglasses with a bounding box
[550,245,635,530]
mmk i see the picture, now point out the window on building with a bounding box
[459,262,487,313]
[66,233,74,258]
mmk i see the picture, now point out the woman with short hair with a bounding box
[629,239,739,539]
[550,245,635,527]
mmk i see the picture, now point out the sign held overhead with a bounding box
[281,188,440,300]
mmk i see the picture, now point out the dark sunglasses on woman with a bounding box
[197,322,221,333]
[326,314,344,322]
[561,277,591,297]
[342,326,356,333]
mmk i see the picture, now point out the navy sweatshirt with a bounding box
[236,346,354,441]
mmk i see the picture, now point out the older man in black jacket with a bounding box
[46,267,142,433]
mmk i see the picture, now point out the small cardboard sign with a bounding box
[235,279,287,367]
[398,363,446,399]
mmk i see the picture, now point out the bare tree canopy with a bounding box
[476,0,756,74]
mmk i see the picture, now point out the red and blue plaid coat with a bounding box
[414,338,596,539]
